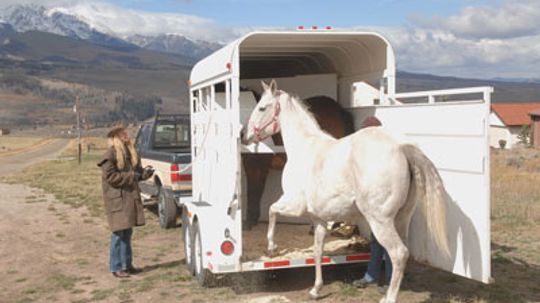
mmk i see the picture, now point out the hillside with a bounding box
[397,71,540,103]
[0,73,162,127]
[0,29,193,128]
[1,25,539,128]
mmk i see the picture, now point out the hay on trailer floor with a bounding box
[242,223,370,262]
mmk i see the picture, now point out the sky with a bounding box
[106,0,475,28]
[1,0,539,80]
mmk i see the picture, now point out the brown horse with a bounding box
[242,96,353,229]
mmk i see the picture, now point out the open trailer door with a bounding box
[351,87,493,283]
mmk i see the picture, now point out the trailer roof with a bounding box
[190,31,395,87]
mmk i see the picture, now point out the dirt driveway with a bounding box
[0,185,371,303]
[0,139,70,176]
[0,140,365,303]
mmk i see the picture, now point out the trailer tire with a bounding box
[158,187,178,229]
[182,212,195,275]
[193,221,215,287]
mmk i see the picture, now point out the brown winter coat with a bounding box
[97,147,151,232]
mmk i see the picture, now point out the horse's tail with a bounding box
[401,144,450,259]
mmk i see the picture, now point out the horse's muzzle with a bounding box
[240,126,253,145]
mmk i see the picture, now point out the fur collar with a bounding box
[107,137,139,169]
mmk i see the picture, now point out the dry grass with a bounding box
[3,150,105,217]
[492,148,540,227]
[2,147,539,303]
[0,137,48,156]
[63,136,110,157]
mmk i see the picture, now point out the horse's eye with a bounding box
[258,106,267,112]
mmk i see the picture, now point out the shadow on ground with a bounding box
[140,205,539,302]
[401,242,540,303]
[202,241,540,302]
[141,260,183,274]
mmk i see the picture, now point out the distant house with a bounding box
[529,109,540,148]
[490,103,540,148]
[0,128,10,136]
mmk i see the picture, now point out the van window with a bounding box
[154,121,191,148]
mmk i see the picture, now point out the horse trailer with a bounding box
[182,30,492,286]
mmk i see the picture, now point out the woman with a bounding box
[353,233,393,292]
[97,127,154,278]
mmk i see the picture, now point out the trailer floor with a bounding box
[242,223,370,262]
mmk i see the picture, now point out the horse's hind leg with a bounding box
[266,194,306,256]
[309,221,327,300]
[369,220,409,303]
[394,176,417,243]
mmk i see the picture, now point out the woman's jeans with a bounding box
[364,233,393,284]
[109,228,133,272]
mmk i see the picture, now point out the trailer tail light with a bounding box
[170,164,192,183]
[220,240,234,256]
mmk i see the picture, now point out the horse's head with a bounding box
[242,79,282,144]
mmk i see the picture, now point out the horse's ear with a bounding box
[261,81,269,91]
[269,79,278,95]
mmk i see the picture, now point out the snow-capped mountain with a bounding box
[1,4,134,50]
[0,4,221,59]
[0,21,15,36]
[126,34,221,59]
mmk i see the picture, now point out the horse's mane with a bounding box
[283,93,332,138]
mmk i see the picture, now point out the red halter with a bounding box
[249,94,281,142]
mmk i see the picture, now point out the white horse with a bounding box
[242,80,450,303]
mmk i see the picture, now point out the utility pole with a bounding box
[75,96,81,164]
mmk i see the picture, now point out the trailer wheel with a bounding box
[158,187,178,229]
[182,212,195,275]
[193,221,215,286]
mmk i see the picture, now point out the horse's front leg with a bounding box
[309,221,327,299]
[266,194,306,256]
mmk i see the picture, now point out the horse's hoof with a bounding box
[266,249,276,257]
[379,298,396,303]
[308,288,320,300]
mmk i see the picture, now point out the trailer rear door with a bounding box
[351,88,492,283]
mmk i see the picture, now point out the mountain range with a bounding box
[0,3,539,127]
[0,4,221,59]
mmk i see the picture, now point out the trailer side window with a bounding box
[192,90,199,113]
[201,87,210,111]
[214,81,227,111]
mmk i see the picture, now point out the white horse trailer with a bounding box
[183,30,493,286]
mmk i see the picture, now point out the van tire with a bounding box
[158,187,177,229]
[193,221,215,287]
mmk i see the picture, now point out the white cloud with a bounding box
[376,26,540,79]
[56,2,240,42]
[0,0,244,42]
[371,0,540,79]
[0,0,87,8]
[410,0,540,40]
[1,0,538,79]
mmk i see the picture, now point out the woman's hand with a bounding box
[141,166,155,180]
